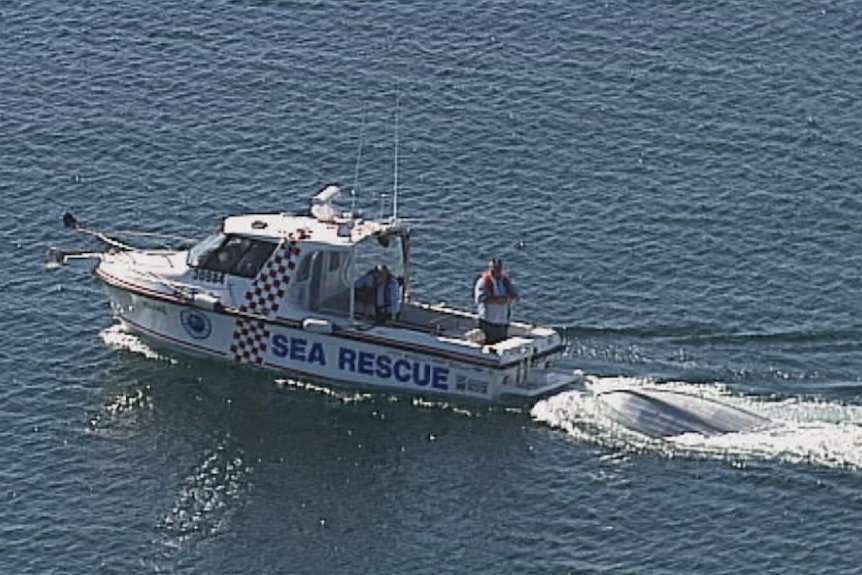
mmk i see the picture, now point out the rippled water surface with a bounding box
[3,1,862,573]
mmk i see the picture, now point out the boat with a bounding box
[591,383,769,438]
[48,185,582,403]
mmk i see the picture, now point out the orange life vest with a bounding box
[481,272,514,297]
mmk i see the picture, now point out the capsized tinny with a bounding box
[593,385,769,438]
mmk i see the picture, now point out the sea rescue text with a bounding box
[271,334,449,390]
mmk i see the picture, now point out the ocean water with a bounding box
[3,1,862,573]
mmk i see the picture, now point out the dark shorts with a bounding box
[479,320,508,345]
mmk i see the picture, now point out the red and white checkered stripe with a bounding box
[230,240,301,365]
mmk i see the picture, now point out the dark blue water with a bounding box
[4,1,862,573]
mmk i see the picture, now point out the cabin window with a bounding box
[232,240,277,278]
[295,254,311,282]
[187,233,225,268]
[190,234,276,278]
[296,251,341,282]
[328,251,342,272]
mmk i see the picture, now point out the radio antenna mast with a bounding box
[392,93,401,221]
[351,106,367,216]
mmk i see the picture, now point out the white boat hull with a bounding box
[52,187,582,404]
[103,283,577,403]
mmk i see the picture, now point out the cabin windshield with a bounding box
[295,231,407,317]
[187,233,277,279]
[187,233,225,267]
[350,236,402,284]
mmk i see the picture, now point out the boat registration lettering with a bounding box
[192,268,226,284]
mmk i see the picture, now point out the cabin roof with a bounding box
[222,212,405,248]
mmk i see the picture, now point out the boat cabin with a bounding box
[178,186,536,346]
[180,186,410,321]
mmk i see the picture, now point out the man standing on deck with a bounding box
[355,264,402,324]
[474,258,519,344]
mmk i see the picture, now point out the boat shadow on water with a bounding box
[92,322,862,473]
[90,326,542,558]
[89,321,862,475]
[93,322,532,429]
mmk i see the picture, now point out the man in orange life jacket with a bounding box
[474,258,519,344]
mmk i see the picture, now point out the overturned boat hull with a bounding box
[595,387,768,438]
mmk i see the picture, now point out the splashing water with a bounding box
[532,376,862,469]
[99,325,862,468]
[100,324,176,363]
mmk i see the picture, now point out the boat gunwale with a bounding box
[95,267,567,370]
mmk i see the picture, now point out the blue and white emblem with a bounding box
[180,310,212,339]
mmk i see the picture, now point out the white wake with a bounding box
[532,376,862,469]
[100,323,176,363]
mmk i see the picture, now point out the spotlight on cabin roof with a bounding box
[311,185,341,222]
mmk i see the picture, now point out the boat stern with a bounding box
[498,367,584,401]
[485,329,582,402]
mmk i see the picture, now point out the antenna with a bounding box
[351,106,366,216]
[392,93,401,221]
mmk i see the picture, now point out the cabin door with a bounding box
[306,252,324,311]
